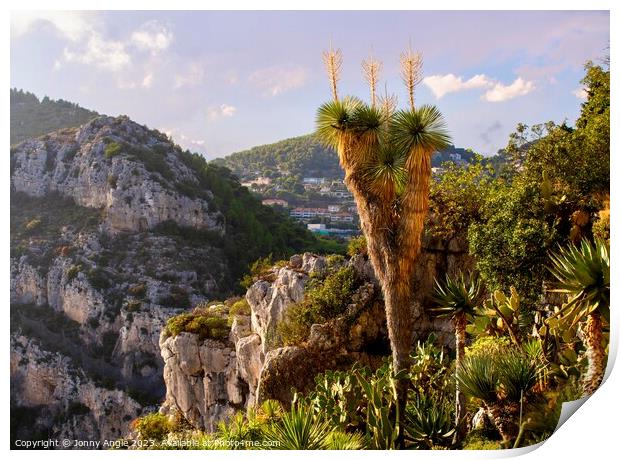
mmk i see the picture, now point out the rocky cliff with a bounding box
[9,115,320,447]
[158,239,472,431]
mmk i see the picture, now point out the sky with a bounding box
[10,10,610,160]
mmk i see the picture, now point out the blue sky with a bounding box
[10,10,609,159]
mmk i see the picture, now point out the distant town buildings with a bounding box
[289,207,354,223]
[261,198,289,207]
[303,177,326,185]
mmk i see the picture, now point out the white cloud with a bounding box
[482,77,535,102]
[424,73,535,102]
[131,20,173,55]
[63,33,130,71]
[207,104,237,120]
[142,73,154,88]
[572,87,588,100]
[11,11,94,41]
[423,73,492,99]
[248,65,307,96]
[174,62,205,89]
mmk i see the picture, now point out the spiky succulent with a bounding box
[261,399,331,450]
[430,272,483,320]
[548,238,610,325]
[455,354,499,403]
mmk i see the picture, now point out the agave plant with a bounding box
[261,399,331,450]
[430,272,482,442]
[547,238,610,395]
[316,46,450,447]
[405,393,455,450]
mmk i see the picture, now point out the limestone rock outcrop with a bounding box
[159,241,472,429]
[11,116,223,234]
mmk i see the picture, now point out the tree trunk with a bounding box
[453,313,468,445]
[383,279,414,449]
[485,401,519,443]
[582,312,606,395]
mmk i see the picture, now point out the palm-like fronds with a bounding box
[455,354,499,403]
[361,143,407,201]
[261,400,331,450]
[315,97,363,150]
[430,272,483,320]
[548,238,610,324]
[391,106,451,166]
[324,431,367,450]
[497,350,541,401]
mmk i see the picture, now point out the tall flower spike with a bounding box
[323,43,343,102]
[362,53,382,107]
[378,83,398,125]
[400,46,423,110]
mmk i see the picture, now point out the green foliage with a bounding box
[308,367,366,431]
[462,430,501,450]
[324,431,367,450]
[241,255,274,289]
[347,235,367,257]
[430,272,482,320]
[10,88,98,145]
[66,264,81,283]
[498,350,542,401]
[409,337,453,396]
[457,346,541,404]
[262,399,331,450]
[547,238,610,325]
[405,393,455,449]
[11,192,102,258]
[468,176,555,305]
[216,412,264,448]
[132,413,173,441]
[229,298,251,316]
[164,306,229,342]
[391,106,451,154]
[428,157,496,240]
[355,363,403,449]
[468,288,528,346]
[456,354,499,402]
[104,141,123,158]
[278,266,356,345]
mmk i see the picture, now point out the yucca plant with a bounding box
[261,399,331,450]
[316,45,450,448]
[430,272,482,442]
[548,238,610,395]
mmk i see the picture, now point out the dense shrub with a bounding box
[104,141,123,158]
[278,266,356,345]
[229,298,251,316]
[347,235,367,257]
[132,413,173,441]
[164,306,229,342]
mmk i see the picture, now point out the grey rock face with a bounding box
[11,116,224,234]
[10,334,142,445]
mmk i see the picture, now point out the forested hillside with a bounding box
[10,88,99,144]
[215,134,477,182]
